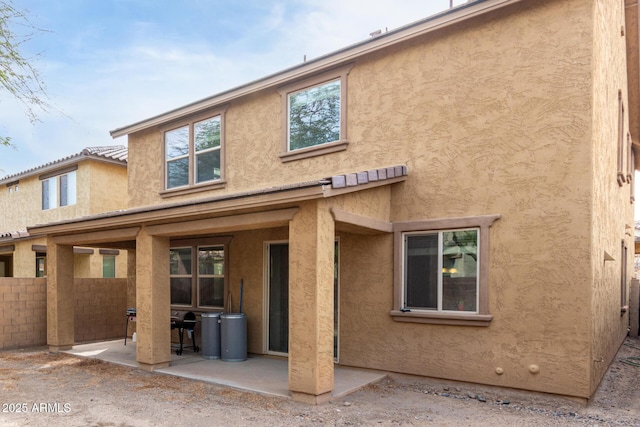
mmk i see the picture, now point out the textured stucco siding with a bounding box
[8,158,128,229]
[589,0,634,393]
[344,0,595,398]
[86,161,128,215]
[0,160,128,278]
[121,0,628,399]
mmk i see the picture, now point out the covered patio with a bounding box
[30,168,407,404]
[63,339,387,399]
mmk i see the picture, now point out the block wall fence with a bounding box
[0,278,127,350]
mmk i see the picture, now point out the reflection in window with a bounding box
[165,115,222,190]
[166,126,190,189]
[404,229,479,313]
[170,244,226,309]
[288,79,341,150]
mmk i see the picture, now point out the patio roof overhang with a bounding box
[27,167,406,247]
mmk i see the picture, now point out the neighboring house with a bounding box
[32,0,638,404]
[0,146,128,278]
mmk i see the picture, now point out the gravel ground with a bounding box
[0,336,638,426]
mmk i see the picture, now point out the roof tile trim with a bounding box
[0,145,128,183]
[331,165,408,189]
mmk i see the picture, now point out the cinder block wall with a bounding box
[0,278,127,350]
[0,278,47,349]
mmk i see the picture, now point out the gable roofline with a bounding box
[0,145,128,185]
[109,0,523,139]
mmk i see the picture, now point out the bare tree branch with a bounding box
[0,0,51,147]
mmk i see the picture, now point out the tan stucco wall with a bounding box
[0,160,128,278]
[122,0,631,399]
[86,160,128,214]
[12,238,44,278]
[0,160,126,233]
[589,0,634,392]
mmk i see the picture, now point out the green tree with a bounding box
[0,1,49,146]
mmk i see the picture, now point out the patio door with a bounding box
[265,241,340,360]
[266,242,289,355]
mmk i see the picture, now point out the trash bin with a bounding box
[220,313,247,362]
[201,312,221,359]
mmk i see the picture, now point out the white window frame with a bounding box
[41,169,77,210]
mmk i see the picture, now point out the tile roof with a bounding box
[0,230,29,241]
[0,145,127,184]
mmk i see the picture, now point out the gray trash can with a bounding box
[201,312,221,359]
[220,313,247,362]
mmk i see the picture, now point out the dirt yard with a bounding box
[0,337,638,427]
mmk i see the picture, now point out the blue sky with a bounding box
[0,0,462,177]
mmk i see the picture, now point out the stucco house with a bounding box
[30,0,639,404]
[0,146,129,278]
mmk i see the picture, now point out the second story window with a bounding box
[165,114,223,190]
[41,170,76,210]
[278,64,352,162]
[288,79,341,150]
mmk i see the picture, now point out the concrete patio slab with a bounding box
[64,339,386,399]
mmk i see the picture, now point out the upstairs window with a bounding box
[288,79,341,150]
[279,65,352,162]
[41,170,76,210]
[164,112,224,191]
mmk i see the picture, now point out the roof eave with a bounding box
[0,153,127,185]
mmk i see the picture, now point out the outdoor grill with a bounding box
[171,311,200,355]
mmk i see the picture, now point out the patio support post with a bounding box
[47,239,75,352]
[126,249,137,339]
[135,227,171,371]
[288,200,335,404]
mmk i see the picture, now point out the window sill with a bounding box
[280,140,349,163]
[160,180,226,198]
[390,310,493,327]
